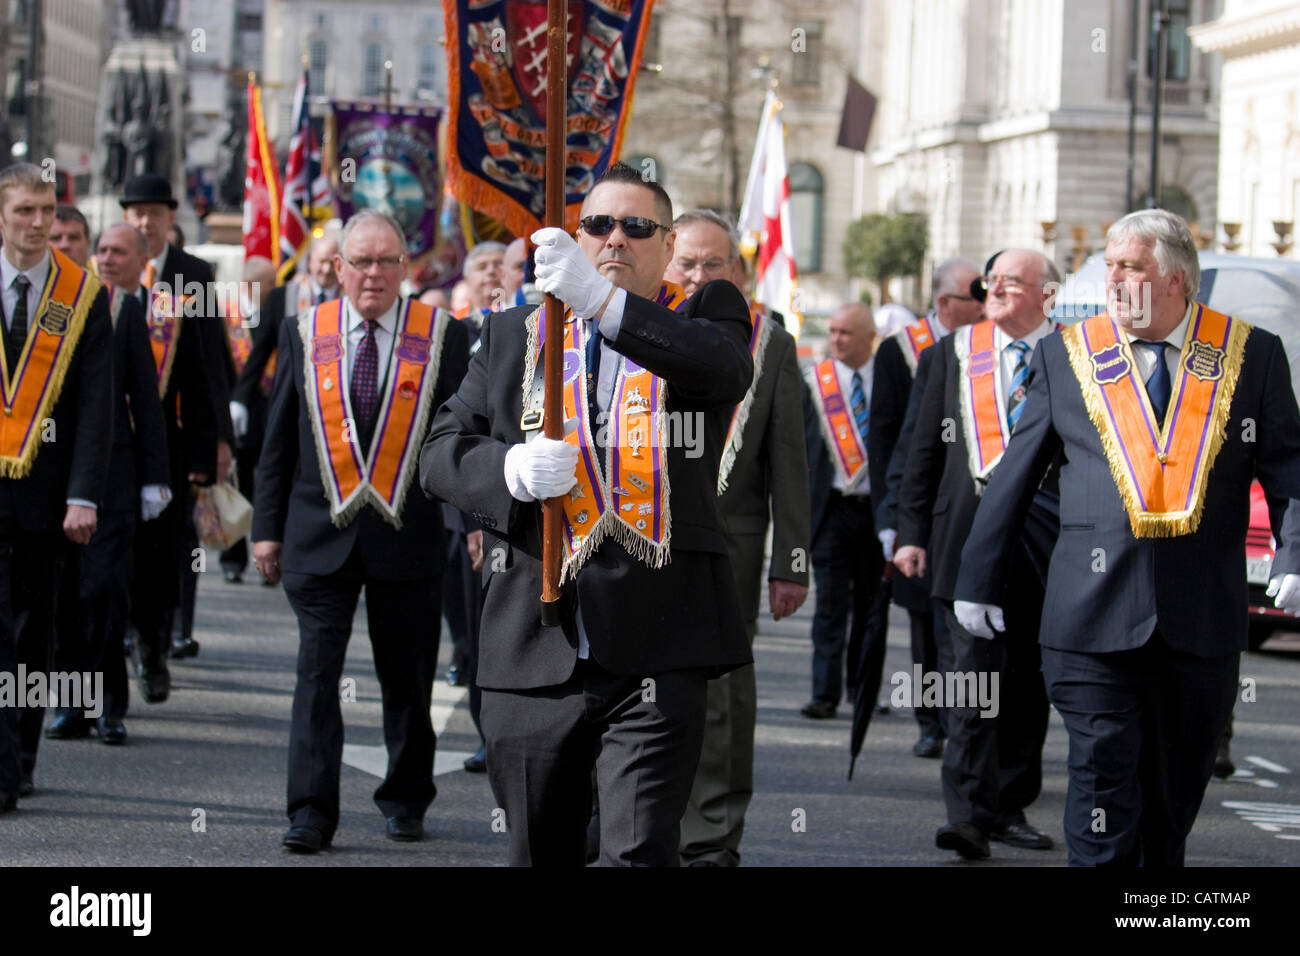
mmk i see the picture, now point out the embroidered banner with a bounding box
[331,102,443,262]
[445,0,656,237]
[1062,306,1248,537]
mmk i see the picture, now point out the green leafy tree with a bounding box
[843,212,928,303]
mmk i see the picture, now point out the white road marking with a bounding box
[343,743,476,778]
[1223,801,1300,840]
[1245,756,1291,774]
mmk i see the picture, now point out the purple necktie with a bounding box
[350,319,379,429]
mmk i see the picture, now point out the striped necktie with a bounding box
[1006,341,1031,431]
[850,370,868,443]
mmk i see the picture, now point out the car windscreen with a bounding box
[1203,268,1300,388]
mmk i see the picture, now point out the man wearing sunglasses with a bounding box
[252,209,470,853]
[421,162,754,866]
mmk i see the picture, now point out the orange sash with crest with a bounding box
[718,302,770,494]
[898,313,941,375]
[301,298,448,527]
[955,320,1008,484]
[1062,305,1248,536]
[0,248,96,477]
[522,283,686,581]
[146,286,182,397]
[808,359,867,487]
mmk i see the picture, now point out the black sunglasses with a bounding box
[579,215,668,239]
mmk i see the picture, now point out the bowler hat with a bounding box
[970,250,1006,303]
[120,173,178,209]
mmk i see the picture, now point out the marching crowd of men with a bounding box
[3,156,1299,868]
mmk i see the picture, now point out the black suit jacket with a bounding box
[159,243,235,446]
[252,300,470,580]
[0,278,113,532]
[103,292,170,513]
[419,280,755,688]
[869,332,933,611]
[955,318,1300,657]
[896,329,1059,603]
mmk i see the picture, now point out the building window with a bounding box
[1148,0,1190,82]
[368,15,387,33]
[363,44,385,97]
[417,43,441,94]
[791,20,823,87]
[789,162,823,272]
[309,40,327,93]
[313,14,329,29]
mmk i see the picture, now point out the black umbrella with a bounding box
[848,563,894,780]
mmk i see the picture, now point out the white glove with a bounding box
[955,600,1005,640]
[140,483,172,521]
[1267,573,1300,616]
[878,528,897,562]
[504,438,579,503]
[530,227,614,318]
[230,401,249,439]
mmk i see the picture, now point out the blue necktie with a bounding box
[1006,341,1031,431]
[1138,341,1171,425]
[850,371,868,443]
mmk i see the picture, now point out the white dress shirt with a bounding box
[830,356,873,496]
[993,319,1055,397]
[1,248,50,334]
[1126,302,1192,384]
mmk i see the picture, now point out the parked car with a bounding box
[1056,252,1300,649]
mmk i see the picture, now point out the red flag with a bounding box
[738,91,800,335]
[242,77,282,266]
[278,69,310,281]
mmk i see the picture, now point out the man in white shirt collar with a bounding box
[304,237,340,304]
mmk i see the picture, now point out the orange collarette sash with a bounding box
[718,302,771,494]
[898,313,941,376]
[0,247,95,478]
[300,298,448,528]
[146,285,182,397]
[808,358,867,487]
[1062,305,1248,537]
[224,301,252,374]
[955,320,1009,485]
[522,282,686,582]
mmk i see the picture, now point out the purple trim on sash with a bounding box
[1087,321,1150,511]
[1185,304,1221,511]
[651,375,663,539]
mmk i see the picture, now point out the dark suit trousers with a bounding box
[54,512,134,720]
[1042,633,1238,866]
[909,603,947,738]
[940,602,1049,834]
[0,530,64,783]
[809,492,882,706]
[282,547,440,837]
[442,526,482,737]
[681,529,761,866]
[482,658,708,866]
[131,482,189,675]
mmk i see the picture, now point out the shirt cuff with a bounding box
[66,499,97,510]
[597,287,627,341]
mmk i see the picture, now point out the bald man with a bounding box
[894,248,1060,860]
[801,303,885,720]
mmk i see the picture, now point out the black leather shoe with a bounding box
[800,700,837,720]
[96,717,127,746]
[0,790,15,814]
[222,568,243,584]
[18,775,34,798]
[463,747,487,773]
[446,650,468,687]
[282,825,328,853]
[140,670,170,704]
[912,734,943,758]
[1213,738,1235,779]
[45,713,92,740]
[169,637,200,660]
[386,816,424,842]
[936,822,990,859]
[990,820,1054,850]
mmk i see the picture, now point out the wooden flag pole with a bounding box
[539,0,568,624]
